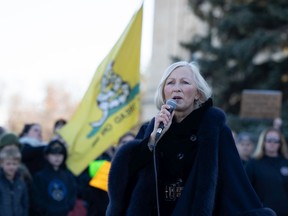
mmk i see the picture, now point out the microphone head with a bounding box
[166,99,177,110]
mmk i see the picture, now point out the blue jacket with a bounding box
[107,103,276,216]
[0,169,29,216]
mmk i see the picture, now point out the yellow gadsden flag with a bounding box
[59,5,143,175]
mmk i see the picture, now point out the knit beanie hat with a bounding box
[44,140,67,156]
[0,133,21,150]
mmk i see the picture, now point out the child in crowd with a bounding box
[0,148,29,216]
[0,132,33,183]
[0,132,33,214]
[31,140,77,216]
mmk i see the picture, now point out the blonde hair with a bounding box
[154,61,212,110]
[0,148,21,162]
[253,128,288,159]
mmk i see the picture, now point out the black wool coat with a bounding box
[107,103,276,216]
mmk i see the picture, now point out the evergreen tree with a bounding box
[179,0,288,137]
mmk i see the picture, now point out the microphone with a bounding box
[155,99,177,141]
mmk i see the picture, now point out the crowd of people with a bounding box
[0,119,135,216]
[233,123,288,216]
[0,61,286,216]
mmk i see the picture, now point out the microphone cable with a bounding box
[151,99,176,216]
[152,137,161,216]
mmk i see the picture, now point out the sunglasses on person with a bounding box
[265,138,281,144]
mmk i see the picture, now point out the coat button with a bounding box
[159,152,164,158]
[190,134,197,142]
[177,153,184,160]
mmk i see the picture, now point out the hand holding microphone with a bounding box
[155,99,177,141]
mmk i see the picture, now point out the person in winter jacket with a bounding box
[106,61,276,216]
[31,140,77,216]
[19,123,47,176]
[0,148,29,216]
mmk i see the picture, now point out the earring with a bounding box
[194,98,201,108]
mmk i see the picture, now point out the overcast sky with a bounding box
[0,0,154,124]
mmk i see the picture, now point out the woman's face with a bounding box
[27,124,42,141]
[164,66,199,113]
[264,130,281,157]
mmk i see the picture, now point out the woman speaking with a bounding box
[106,61,276,216]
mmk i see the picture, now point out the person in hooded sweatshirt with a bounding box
[19,123,47,176]
[31,140,77,216]
[106,61,276,216]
